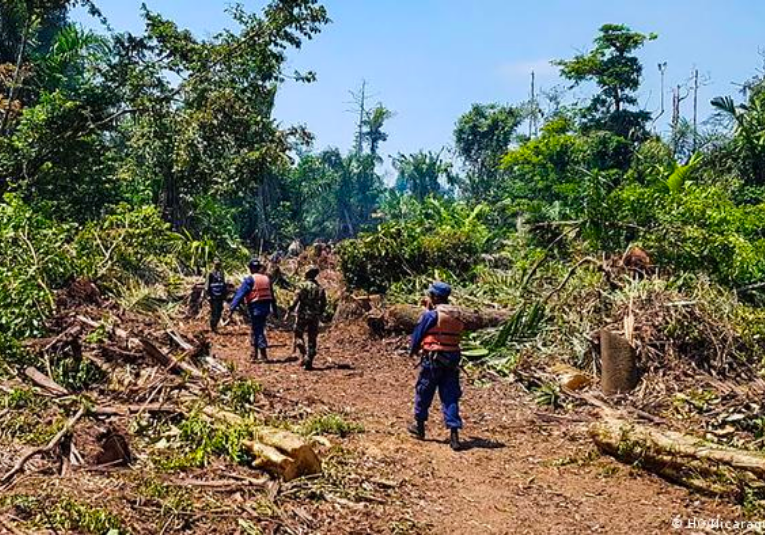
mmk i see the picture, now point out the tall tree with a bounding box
[711,93,765,186]
[361,103,393,158]
[114,0,329,230]
[393,150,453,201]
[553,24,656,139]
[454,103,522,200]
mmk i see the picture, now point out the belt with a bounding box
[422,352,458,369]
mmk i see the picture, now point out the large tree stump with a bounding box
[599,329,637,395]
[590,414,765,496]
[368,305,510,336]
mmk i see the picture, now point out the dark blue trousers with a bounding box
[414,355,463,430]
[249,313,269,349]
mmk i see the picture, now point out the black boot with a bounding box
[259,347,269,361]
[450,429,461,451]
[407,420,425,440]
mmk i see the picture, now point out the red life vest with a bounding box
[244,274,273,304]
[422,306,464,352]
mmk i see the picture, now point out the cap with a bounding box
[428,281,452,299]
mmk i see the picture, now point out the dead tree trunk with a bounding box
[367,305,510,336]
[590,415,765,496]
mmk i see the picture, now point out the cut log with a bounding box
[244,442,304,482]
[368,305,510,336]
[202,405,245,426]
[334,294,383,323]
[590,414,765,496]
[23,366,69,396]
[549,363,590,391]
[253,427,321,470]
[599,329,638,395]
[139,338,202,378]
[243,427,321,482]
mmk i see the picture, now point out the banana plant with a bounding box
[665,152,701,194]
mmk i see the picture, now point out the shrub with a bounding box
[338,199,492,293]
[610,183,765,287]
[0,194,75,339]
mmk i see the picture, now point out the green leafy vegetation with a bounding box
[152,411,258,471]
[218,379,263,414]
[301,413,364,437]
[1,494,124,534]
[2,3,765,526]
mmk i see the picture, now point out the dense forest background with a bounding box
[2,0,765,354]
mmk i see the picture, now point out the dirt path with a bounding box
[212,322,741,534]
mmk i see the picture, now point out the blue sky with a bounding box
[72,1,765,177]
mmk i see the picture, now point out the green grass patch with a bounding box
[300,413,364,437]
[2,494,124,534]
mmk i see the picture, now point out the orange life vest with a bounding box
[244,274,273,304]
[422,306,464,352]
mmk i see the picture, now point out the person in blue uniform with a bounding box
[408,282,464,451]
[226,259,278,361]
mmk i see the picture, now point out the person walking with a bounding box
[226,259,278,361]
[205,258,227,333]
[407,282,465,451]
[286,265,327,370]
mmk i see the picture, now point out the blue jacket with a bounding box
[206,270,227,299]
[230,275,278,316]
[410,309,460,365]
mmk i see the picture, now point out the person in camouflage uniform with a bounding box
[286,265,327,370]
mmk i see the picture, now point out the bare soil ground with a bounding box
[212,321,742,535]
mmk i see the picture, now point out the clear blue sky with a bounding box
[72,1,765,177]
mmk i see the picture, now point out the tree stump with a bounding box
[599,329,637,395]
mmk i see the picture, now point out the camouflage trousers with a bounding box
[293,316,320,367]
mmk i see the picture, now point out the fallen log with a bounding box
[77,315,140,352]
[138,338,202,379]
[167,329,194,351]
[243,427,321,482]
[367,305,510,336]
[590,414,765,496]
[202,405,245,426]
[171,477,268,490]
[23,366,69,396]
[93,404,179,417]
[77,315,130,340]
